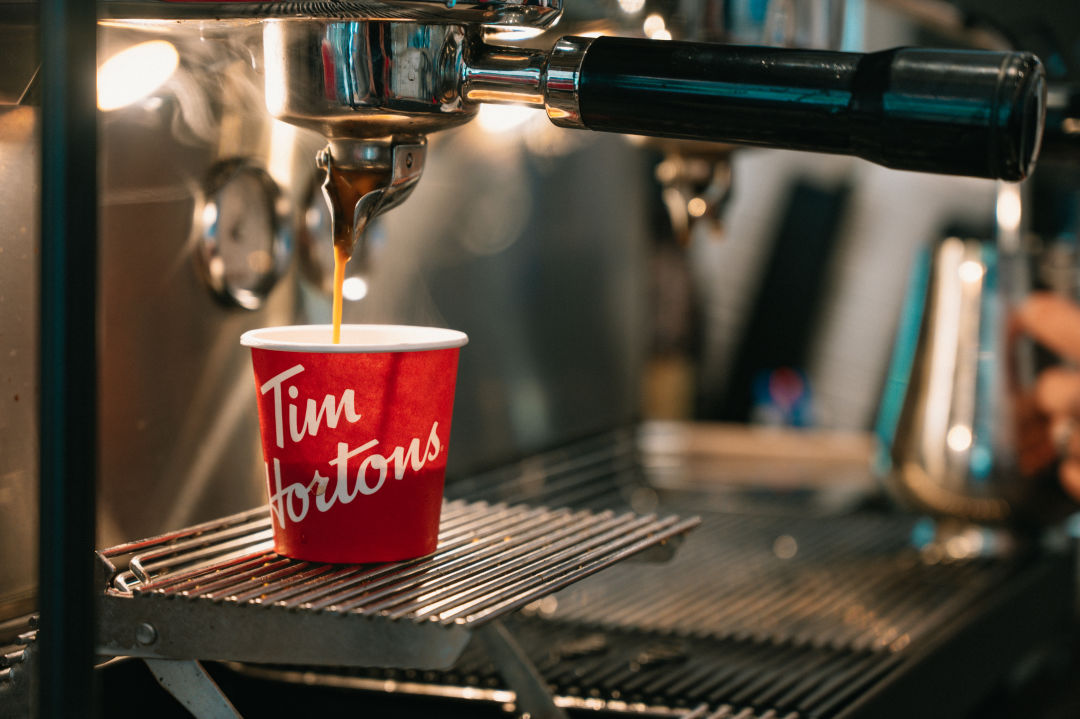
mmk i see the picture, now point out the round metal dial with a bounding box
[194,159,291,310]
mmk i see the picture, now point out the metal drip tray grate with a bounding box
[0,614,36,719]
[0,616,35,685]
[96,499,698,670]
[234,509,1075,718]
[535,511,1007,649]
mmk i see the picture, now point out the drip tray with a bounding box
[96,499,698,669]
[0,614,36,719]
[225,510,1077,719]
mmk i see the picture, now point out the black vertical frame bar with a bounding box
[37,0,99,714]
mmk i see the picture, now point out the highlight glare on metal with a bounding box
[477,104,541,133]
[956,260,985,284]
[97,40,179,111]
[995,184,1022,234]
[946,425,973,452]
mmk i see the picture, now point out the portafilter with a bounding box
[106,0,1047,257]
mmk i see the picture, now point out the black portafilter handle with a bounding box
[558,37,1046,181]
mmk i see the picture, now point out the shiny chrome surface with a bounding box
[263,20,477,140]
[883,236,1043,524]
[103,0,563,28]
[192,159,292,310]
[544,36,592,129]
[263,21,585,139]
[263,15,1044,182]
[260,22,600,140]
[461,33,547,107]
[317,137,426,262]
[95,26,301,549]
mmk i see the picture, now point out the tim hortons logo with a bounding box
[259,363,442,528]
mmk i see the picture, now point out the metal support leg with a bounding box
[474,621,567,719]
[143,659,242,719]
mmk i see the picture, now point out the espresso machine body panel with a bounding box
[0,105,39,619]
[96,100,296,545]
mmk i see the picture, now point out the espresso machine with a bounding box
[3,0,1079,717]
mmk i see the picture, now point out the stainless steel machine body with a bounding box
[2,0,1077,715]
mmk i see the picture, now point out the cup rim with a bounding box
[240,324,468,353]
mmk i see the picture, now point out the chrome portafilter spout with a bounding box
[263,19,464,269]
[315,138,426,268]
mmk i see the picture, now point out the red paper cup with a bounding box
[240,324,467,563]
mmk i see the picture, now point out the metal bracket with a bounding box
[143,658,242,719]
[474,620,567,719]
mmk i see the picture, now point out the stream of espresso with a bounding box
[323,164,391,344]
[331,243,350,344]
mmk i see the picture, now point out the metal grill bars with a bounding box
[96,500,697,668]
[540,511,1007,652]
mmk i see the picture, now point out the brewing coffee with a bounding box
[322,164,392,343]
[332,243,349,344]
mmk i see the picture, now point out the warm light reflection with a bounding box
[97,40,179,111]
[995,184,1022,234]
[485,26,545,42]
[263,24,286,116]
[617,0,646,13]
[643,13,666,36]
[946,425,973,452]
[476,104,540,133]
[957,259,984,284]
[650,28,673,40]
[267,120,298,187]
[201,202,218,230]
[342,276,369,301]
[687,197,708,217]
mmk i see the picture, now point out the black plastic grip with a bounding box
[577,37,1046,181]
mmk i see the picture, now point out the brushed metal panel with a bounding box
[0,106,39,617]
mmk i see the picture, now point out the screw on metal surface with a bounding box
[135,623,158,646]
[405,152,413,168]
[316,147,331,170]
